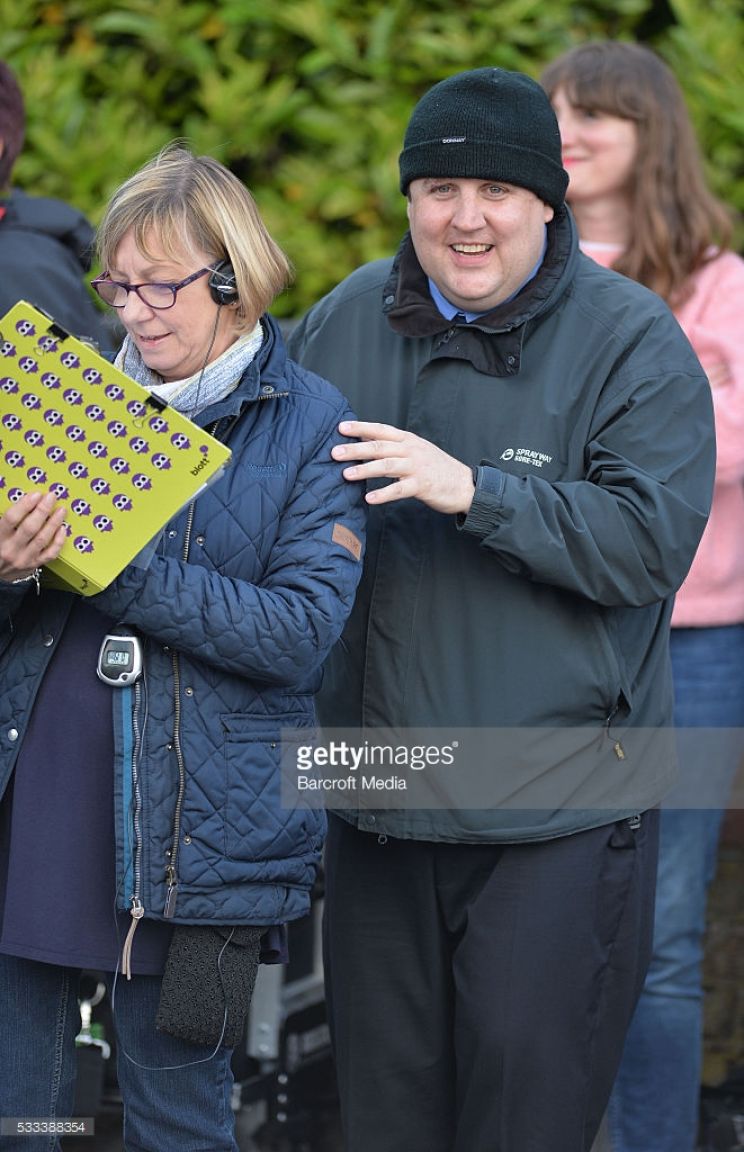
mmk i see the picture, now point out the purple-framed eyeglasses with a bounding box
[90,266,212,310]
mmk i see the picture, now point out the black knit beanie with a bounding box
[399,67,568,210]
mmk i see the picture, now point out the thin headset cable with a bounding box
[110,929,234,1071]
[108,318,229,1070]
[186,303,222,417]
[108,662,231,1071]
[142,301,222,416]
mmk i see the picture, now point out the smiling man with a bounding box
[288,68,715,1152]
[408,175,553,313]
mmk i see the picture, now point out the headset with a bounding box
[207,259,239,306]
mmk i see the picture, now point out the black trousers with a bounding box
[323,811,659,1152]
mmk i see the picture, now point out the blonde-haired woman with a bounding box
[0,144,365,1150]
[542,42,744,1152]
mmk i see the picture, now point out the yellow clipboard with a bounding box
[0,301,232,595]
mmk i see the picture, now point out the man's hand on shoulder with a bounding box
[333,420,476,515]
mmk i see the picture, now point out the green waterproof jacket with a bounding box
[288,206,715,843]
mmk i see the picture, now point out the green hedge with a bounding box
[1,0,741,315]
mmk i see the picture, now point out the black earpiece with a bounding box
[207,260,238,306]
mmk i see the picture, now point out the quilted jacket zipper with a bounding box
[121,678,145,978]
[122,417,221,967]
[165,420,220,919]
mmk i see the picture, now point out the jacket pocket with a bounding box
[221,712,321,861]
[583,607,634,719]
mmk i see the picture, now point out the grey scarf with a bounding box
[114,321,263,417]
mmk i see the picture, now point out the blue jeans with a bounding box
[608,624,744,1152]
[0,956,238,1152]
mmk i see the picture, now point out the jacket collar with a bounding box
[192,312,287,428]
[383,205,578,378]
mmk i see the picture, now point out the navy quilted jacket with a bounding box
[0,315,366,928]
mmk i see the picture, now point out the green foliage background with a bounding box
[1,0,742,316]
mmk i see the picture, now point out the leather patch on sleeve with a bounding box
[332,523,363,561]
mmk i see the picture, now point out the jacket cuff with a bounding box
[457,465,507,536]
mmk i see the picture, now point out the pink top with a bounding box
[582,243,744,627]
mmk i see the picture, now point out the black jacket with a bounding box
[288,207,715,843]
[0,189,112,351]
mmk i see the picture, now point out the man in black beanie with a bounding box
[288,67,714,1152]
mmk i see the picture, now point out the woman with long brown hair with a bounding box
[542,41,744,1152]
